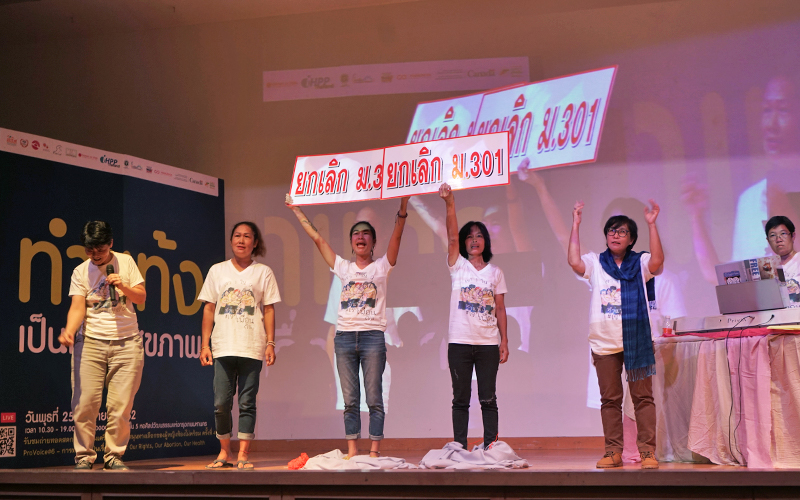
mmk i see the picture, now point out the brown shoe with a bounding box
[596,451,622,468]
[640,451,659,469]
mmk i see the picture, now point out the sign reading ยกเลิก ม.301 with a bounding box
[288,132,510,205]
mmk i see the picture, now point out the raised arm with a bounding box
[519,161,570,255]
[681,176,720,284]
[567,200,586,276]
[386,197,410,266]
[644,199,664,274]
[285,194,336,269]
[439,183,460,267]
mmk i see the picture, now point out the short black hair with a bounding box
[765,215,795,237]
[349,221,377,243]
[230,221,265,257]
[603,215,638,251]
[80,221,113,248]
[458,221,493,263]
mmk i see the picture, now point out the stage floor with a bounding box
[3,447,800,499]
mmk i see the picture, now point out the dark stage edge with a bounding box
[3,449,800,500]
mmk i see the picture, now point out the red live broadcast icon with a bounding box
[1,413,16,423]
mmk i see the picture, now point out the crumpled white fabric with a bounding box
[301,449,417,470]
[418,441,529,469]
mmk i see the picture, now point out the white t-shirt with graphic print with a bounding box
[69,251,145,341]
[332,254,393,332]
[580,252,659,356]
[198,260,282,361]
[782,252,800,308]
[447,255,508,345]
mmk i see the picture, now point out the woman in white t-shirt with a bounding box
[198,221,282,470]
[567,200,663,470]
[439,183,509,450]
[286,194,410,458]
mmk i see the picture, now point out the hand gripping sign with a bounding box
[382,132,509,199]
[289,148,385,205]
[289,133,510,204]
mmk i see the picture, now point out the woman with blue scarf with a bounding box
[567,200,664,470]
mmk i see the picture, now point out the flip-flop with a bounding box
[205,459,233,469]
[236,460,255,471]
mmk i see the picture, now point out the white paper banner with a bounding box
[264,58,528,102]
[1,128,219,196]
[382,132,509,199]
[406,66,617,173]
[289,149,385,206]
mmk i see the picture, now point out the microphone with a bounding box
[106,264,118,302]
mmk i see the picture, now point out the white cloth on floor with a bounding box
[418,441,529,469]
[301,449,416,470]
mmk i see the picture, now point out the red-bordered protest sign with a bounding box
[289,132,509,205]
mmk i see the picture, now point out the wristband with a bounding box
[201,346,211,351]
[267,341,276,347]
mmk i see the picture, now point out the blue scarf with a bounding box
[599,249,656,381]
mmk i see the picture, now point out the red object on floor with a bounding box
[288,452,309,470]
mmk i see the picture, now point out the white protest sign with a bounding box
[474,66,616,172]
[382,132,509,199]
[290,149,385,205]
[405,66,616,173]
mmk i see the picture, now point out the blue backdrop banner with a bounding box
[0,142,225,468]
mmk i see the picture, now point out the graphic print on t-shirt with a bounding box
[340,280,378,313]
[87,278,126,311]
[600,280,621,318]
[457,284,495,321]
[788,278,800,307]
[218,284,256,329]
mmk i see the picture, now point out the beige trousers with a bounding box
[71,334,144,464]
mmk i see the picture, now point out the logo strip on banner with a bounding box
[405,66,618,174]
[289,132,509,205]
[263,57,529,102]
[0,128,219,196]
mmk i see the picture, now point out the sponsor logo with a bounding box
[131,164,142,171]
[40,142,50,152]
[146,166,153,173]
[31,140,40,150]
[54,145,63,155]
[6,135,17,146]
[467,69,496,78]
[340,74,349,86]
[210,182,216,189]
[124,160,129,166]
[66,148,77,157]
[301,76,334,89]
[189,177,203,186]
[381,73,393,83]
[1,413,15,423]
[174,174,187,182]
[353,75,374,84]
[159,170,172,177]
[100,155,120,167]
[78,152,98,160]
[20,139,28,148]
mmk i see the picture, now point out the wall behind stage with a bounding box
[2,0,800,441]
[0,149,225,467]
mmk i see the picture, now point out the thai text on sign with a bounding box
[406,66,617,173]
[289,132,509,205]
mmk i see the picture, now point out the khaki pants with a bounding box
[591,350,656,454]
[71,334,144,464]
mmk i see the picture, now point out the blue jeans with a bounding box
[448,343,500,449]
[334,330,386,440]
[213,356,263,440]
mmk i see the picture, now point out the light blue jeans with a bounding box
[334,330,386,440]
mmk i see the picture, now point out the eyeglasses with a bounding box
[768,231,792,241]
[607,228,629,237]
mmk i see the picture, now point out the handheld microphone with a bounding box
[106,264,118,302]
